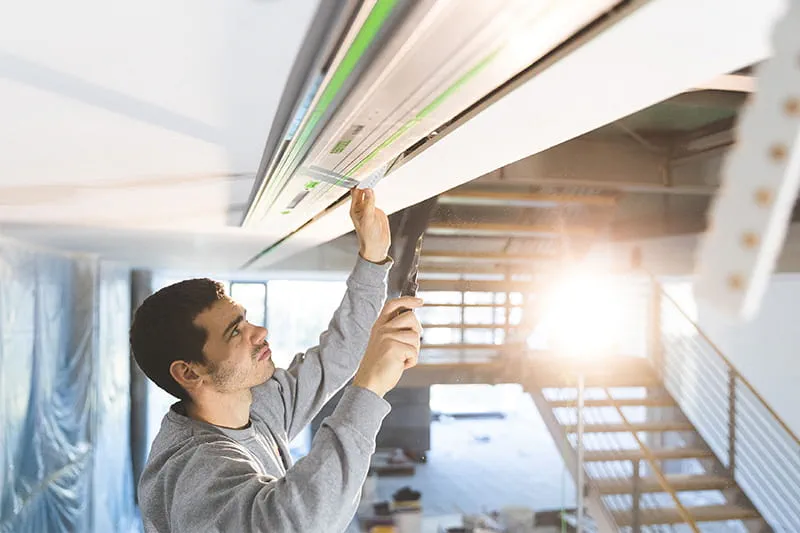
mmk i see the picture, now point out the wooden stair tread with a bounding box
[584,447,713,462]
[594,474,733,495]
[563,420,694,433]
[549,397,674,408]
[612,504,761,526]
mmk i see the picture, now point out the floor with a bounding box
[374,393,577,517]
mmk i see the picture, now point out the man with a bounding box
[131,189,423,533]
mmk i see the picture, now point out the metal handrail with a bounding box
[657,283,800,447]
[656,280,800,529]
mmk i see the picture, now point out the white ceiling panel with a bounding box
[0,0,319,233]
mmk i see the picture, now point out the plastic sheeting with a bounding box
[0,239,138,533]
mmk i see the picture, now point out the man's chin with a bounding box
[259,361,276,382]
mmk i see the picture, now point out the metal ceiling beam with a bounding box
[426,221,594,238]
[438,189,616,208]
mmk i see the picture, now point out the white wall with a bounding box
[663,274,800,438]
[698,275,800,437]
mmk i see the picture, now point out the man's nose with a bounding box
[251,325,268,343]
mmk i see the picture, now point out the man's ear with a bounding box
[170,360,203,394]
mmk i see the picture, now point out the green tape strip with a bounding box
[246,22,504,267]
[262,0,398,204]
[348,47,501,176]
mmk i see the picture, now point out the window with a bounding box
[266,280,347,369]
[230,282,267,328]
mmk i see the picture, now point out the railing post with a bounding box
[649,278,664,378]
[632,459,641,533]
[728,368,737,477]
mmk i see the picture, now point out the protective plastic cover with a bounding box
[0,239,138,532]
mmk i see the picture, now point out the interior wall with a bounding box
[0,238,137,533]
[696,275,800,438]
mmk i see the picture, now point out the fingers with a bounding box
[350,188,375,221]
[378,297,423,324]
[382,329,421,351]
[362,188,375,213]
[383,308,422,335]
[350,188,364,219]
[381,332,420,370]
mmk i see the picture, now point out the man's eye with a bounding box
[231,327,240,338]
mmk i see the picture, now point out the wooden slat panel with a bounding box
[398,362,507,387]
[427,222,595,238]
[422,303,521,308]
[421,343,507,350]
[526,355,659,388]
[421,250,554,263]
[594,474,733,495]
[584,447,713,462]
[418,279,535,293]
[421,323,506,329]
[562,420,694,433]
[549,397,675,408]
[612,505,760,526]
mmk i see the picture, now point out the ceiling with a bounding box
[0,0,787,273]
[0,0,319,267]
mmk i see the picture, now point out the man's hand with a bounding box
[353,297,423,398]
[350,188,390,263]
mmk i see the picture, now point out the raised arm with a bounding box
[252,189,392,439]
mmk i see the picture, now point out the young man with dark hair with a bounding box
[131,189,422,533]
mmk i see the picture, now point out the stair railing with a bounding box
[654,280,800,531]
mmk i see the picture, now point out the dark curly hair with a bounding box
[130,278,226,400]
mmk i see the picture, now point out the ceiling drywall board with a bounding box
[252,0,785,270]
[0,0,319,233]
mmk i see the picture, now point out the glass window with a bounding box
[230,283,267,328]
[417,306,462,325]
[463,328,500,344]
[266,280,346,369]
[463,291,494,304]
[418,290,462,304]
[463,307,496,324]
[421,327,462,345]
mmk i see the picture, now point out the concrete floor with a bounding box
[375,393,577,517]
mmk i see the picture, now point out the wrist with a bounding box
[352,376,386,398]
[359,247,388,264]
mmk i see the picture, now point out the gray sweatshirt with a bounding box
[139,257,392,533]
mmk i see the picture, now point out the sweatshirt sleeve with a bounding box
[251,255,391,441]
[167,387,390,533]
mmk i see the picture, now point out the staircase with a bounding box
[394,184,800,530]
[403,271,799,530]
[524,355,767,532]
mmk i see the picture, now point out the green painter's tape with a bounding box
[348,48,501,175]
[246,22,504,267]
[263,0,399,202]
